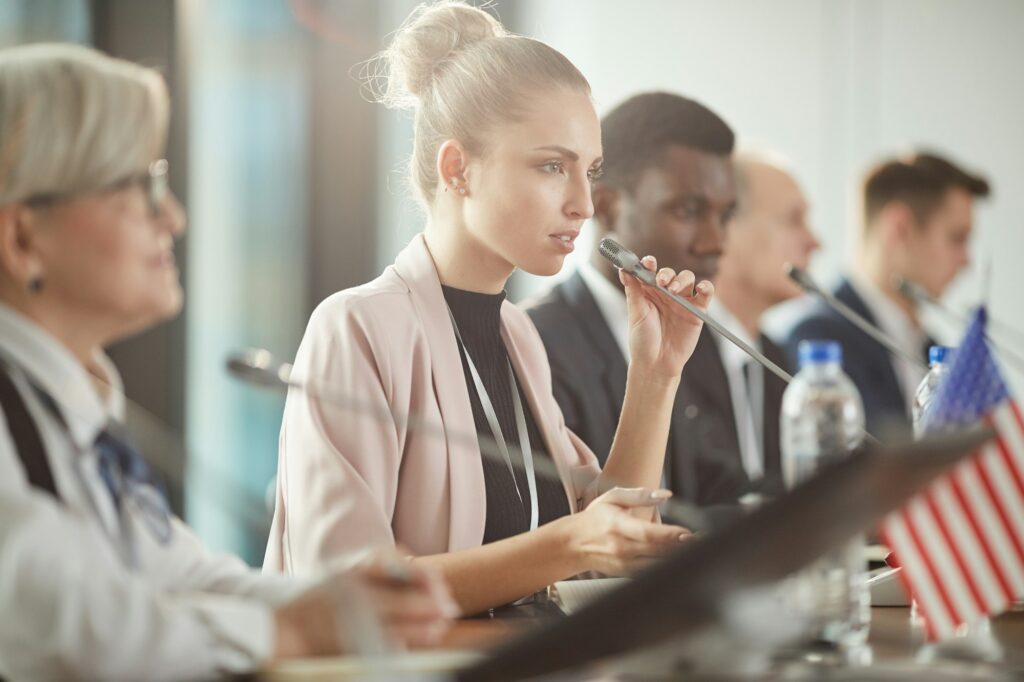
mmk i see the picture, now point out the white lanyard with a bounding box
[447,308,539,532]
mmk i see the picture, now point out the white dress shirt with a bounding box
[708,299,764,481]
[0,304,305,681]
[576,265,767,482]
[577,262,630,361]
[847,275,928,412]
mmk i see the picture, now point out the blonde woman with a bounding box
[267,1,712,615]
[0,44,453,681]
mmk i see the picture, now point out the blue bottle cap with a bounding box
[797,340,842,367]
[929,345,952,366]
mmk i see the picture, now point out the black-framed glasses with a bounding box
[24,158,170,216]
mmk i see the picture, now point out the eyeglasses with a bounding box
[24,159,170,216]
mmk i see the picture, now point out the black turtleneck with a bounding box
[442,285,571,544]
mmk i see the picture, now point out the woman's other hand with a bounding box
[560,486,693,576]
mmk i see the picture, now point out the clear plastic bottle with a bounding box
[780,340,870,658]
[912,345,952,437]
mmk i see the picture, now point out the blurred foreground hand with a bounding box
[272,554,459,659]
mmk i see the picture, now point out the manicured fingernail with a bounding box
[649,489,672,500]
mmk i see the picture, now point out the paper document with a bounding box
[552,578,628,614]
[264,650,478,682]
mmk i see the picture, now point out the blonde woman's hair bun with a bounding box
[366,0,590,205]
[369,1,506,109]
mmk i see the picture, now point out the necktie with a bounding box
[740,360,764,479]
[94,426,173,544]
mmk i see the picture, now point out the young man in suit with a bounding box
[786,152,990,435]
[527,92,783,508]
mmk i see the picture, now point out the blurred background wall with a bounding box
[2,0,1021,563]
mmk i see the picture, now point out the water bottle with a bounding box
[912,345,952,437]
[909,345,1003,662]
[780,340,870,658]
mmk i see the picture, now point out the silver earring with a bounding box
[28,276,43,294]
[458,187,467,195]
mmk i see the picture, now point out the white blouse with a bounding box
[0,304,305,681]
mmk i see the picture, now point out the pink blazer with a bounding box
[264,234,601,574]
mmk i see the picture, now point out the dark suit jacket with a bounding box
[784,277,931,437]
[525,271,787,508]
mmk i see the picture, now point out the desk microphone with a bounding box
[785,265,928,372]
[226,349,710,531]
[598,238,793,385]
[895,276,1024,374]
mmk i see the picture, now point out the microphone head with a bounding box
[226,348,293,388]
[599,238,641,271]
[784,263,817,294]
[894,275,929,303]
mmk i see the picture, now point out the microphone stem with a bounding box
[625,268,883,446]
[631,269,794,385]
[817,289,929,371]
[931,302,1024,374]
[900,285,1024,374]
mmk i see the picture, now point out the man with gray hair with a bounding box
[711,153,820,495]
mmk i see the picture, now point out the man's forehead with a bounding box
[751,165,803,205]
[638,145,735,197]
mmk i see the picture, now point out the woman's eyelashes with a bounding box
[538,160,604,183]
[540,160,566,175]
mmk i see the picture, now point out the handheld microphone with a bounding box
[896,276,1024,374]
[599,238,793,385]
[785,265,929,372]
[600,240,882,446]
[226,349,710,531]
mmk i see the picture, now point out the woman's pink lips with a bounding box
[549,232,578,254]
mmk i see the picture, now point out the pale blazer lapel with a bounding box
[393,234,486,552]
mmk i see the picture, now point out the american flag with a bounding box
[880,308,1024,640]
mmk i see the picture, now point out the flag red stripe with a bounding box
[901,507,963,627]
[997,405,1024,482]
[985,414,1024,504]
[934,479,1006,612]
[992,435,1024,543]
[880,525,941,641]
[1010,401,1024,438]
[971,456,1024,570]
[923,490,988,615]
[948,472,1016,601]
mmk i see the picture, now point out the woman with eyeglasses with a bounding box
[267,1,711,615]
[0,44,454,681]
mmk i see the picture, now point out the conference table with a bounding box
[264,602,1024,680]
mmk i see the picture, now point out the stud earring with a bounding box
[458,187,467,195]
[28,276,43,294]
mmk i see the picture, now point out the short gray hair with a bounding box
[0,43,169,207]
